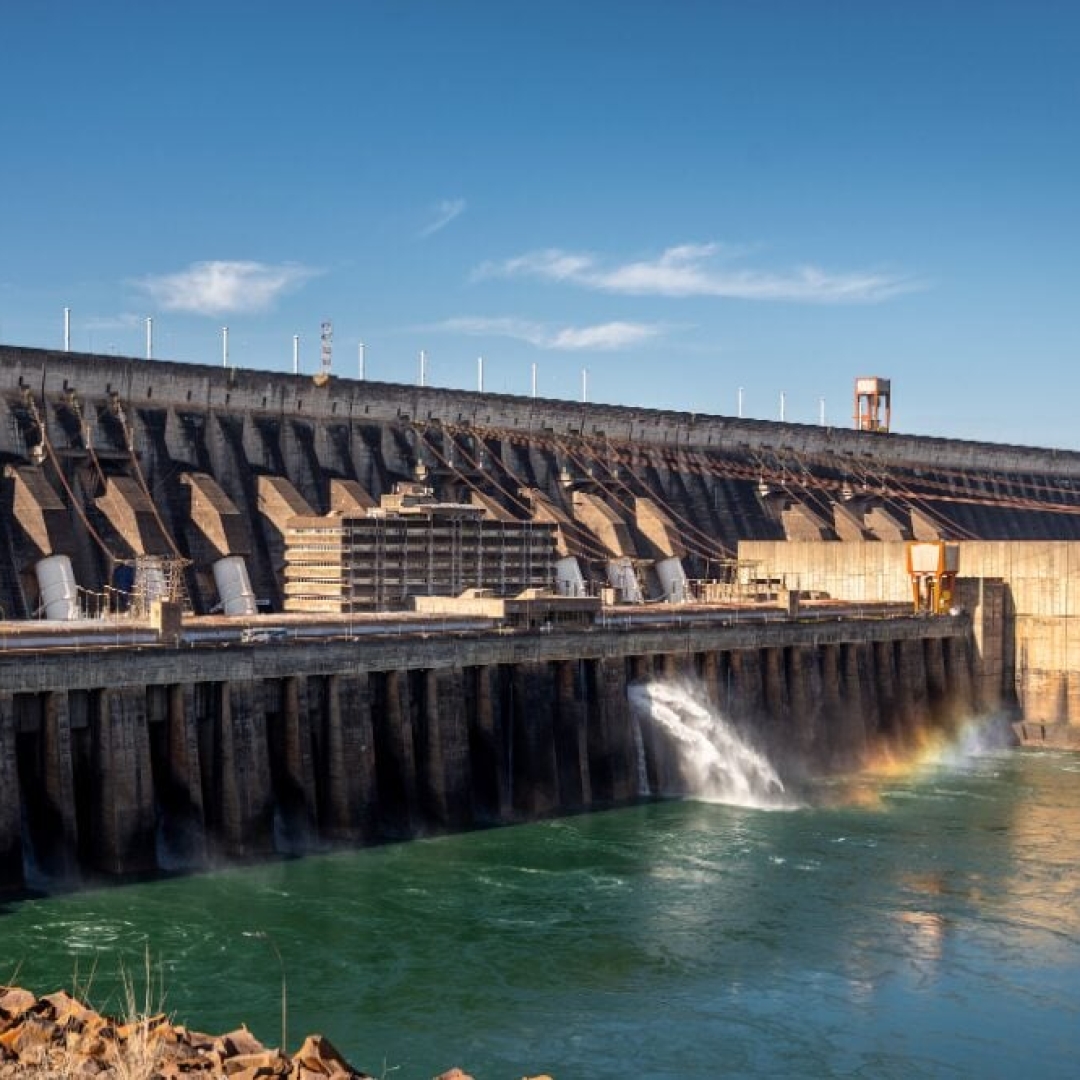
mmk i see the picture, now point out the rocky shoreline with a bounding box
[0,986,550,1079]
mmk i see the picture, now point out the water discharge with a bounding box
[629,678,793,809]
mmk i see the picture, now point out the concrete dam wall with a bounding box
[0,616,971,896]
[5,345,1080,622]
[741,541,1080,739]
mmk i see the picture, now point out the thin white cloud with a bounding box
[419,198,466,238]
[475,243,918,303]
[84,313,143,332]
[437,315,661,351]
[139,260,320,316]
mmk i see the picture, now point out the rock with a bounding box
[435,1070,476,1080]
[37,989,95,1026]
[224,1048,292,1077]
[0,1014,55,1055]
[0,988,36,1026]
[290,1033,370,1078]
[220,1024,268,1056]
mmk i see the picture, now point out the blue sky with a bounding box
[2,1,1077,447]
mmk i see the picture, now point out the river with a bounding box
[2,705,1079,1078]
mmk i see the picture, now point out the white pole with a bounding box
[780,391,786,422]
[582,367,588,403]
[63,308,71,352]
[819,396,826,426]
[358,342,366,380]
[293,334,299,375]
[737,386,744,418]
[146,317,153,359]
[477,356,484,393]
[223,326,229,368]
[532,362,537,398]
[419,349,427,387]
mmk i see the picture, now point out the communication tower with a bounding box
[853,376,891,432]
[315,320,333,386]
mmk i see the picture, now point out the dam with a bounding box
[0,343,1076,894]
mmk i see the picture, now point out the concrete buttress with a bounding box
[510,662,560,818]
[324,673,378,841]
[213,681,274,858]
[0,693,22,892]
[371,670,419,836]
[587,657,635,804]
[468,665,512,822]
[155,684,208,867]
[43,692,79,880]
[91,687,156,875]
[923,636,949,729]
[896,638,931,748]
[944,636,975,719]
[787,646,823,758]
[273,675,318,849]
[419,668,473,829]
[554,659,592,810]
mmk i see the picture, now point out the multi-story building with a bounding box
[283,483,558,613]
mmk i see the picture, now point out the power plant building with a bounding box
[283,484,558,613]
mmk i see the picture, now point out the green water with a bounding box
[2,748,1079,1079]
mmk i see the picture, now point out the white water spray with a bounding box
[629,679,794,809]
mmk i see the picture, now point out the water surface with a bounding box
[2,748,1078,1078]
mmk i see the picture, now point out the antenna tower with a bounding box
[319,320,333,383]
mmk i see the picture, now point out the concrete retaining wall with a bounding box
[0,616,971,895]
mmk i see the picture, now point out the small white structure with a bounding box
[607,557,644,604]
[655,556,690,603]
[36,555,80,620]
[213,556,258,616]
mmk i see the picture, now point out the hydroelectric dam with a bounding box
[2,343,1079,894]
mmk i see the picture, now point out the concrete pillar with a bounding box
[659,652,695,684]
[729,649,766,724]
[787,645,823,761]
[629,654,654,689]
[324,673,379,841]
[418,668,473,828]
[156,684,207,867]
[923,637,949,729]
[0,693,22,893]
[469,665,512,822]
[956,578,1007,715]
[554,659,591,809]
[896,638,930,747]
[91,687,157,875]
[836,643,870,767]
[851,641,881,745]
[43,691,80,880]
[944,635,975,719]
[371,669,419,837]
[700,651,721,708]
[214,681,274,858]
[870,640,898,746]
[819,644,844,767]
[273,675,318,848]
[587,657,635,804]
[511,662,560,818]
[762,647,791,754]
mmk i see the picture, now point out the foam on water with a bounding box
[629,678,795,810]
